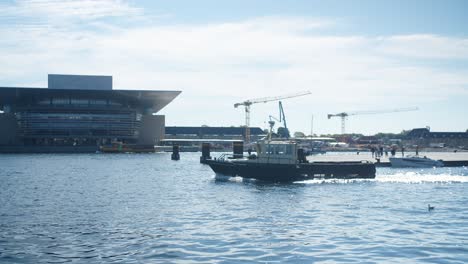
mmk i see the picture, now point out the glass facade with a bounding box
[17,110,141,139]
[10,94,143,146]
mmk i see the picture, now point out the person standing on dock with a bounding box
[416,145,419,156]
[401,146,405,157]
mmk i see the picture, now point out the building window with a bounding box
[89,99,107,105]
[38,99,51,105]
[52,98,69,105]
[109,100,122,106]
[71,99,89,105]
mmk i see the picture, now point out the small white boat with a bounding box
[389,155,444,168]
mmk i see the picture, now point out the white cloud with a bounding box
[375,34,468,59]
[0,4,467,134]
[1,0,143,22]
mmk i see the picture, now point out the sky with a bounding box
[0,0,467,135]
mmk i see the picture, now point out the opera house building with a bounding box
[0,74,181,153]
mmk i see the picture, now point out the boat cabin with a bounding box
[254,141,299,164]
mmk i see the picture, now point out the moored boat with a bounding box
[389,155,444,168]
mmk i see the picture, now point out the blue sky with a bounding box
[142,0,468,35]
[0,0,467,135]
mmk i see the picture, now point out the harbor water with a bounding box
[1,153,468,263]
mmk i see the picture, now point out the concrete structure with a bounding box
[0,74,180,153]
[309,151,468,167]
[162,126,266,152]
[48,74,112,90]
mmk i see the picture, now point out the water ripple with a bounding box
[0,153,467,263]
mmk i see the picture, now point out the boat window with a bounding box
[266,144,273,154]
[286,145,293,155]
[277,145,286,154]
[256,144,262,154]
[266,144,278,154]
[265,144,289,155]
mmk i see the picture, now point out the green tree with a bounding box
[294,131,306,138]
[277,127,290,138]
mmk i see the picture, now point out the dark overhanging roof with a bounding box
[0,87,181,113]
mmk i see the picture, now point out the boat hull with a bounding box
[389,157,444,168]
[207,160,376,182]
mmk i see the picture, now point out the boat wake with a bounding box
[212,167,468,184]
[297,171,468,184]
[213,174,257,183]
[375,171,468,183]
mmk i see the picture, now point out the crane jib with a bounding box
[327,107,419,134]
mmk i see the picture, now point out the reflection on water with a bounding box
[0,153,467,263]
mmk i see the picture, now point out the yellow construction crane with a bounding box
[234,91,311,142]
[327,107,419,134]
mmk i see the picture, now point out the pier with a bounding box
[307,152,468,167]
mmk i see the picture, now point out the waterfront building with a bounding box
[0,74,180,153]
[406,127,468,148]
[165,126,266,141]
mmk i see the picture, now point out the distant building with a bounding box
[354,136,379,145]
[165,126,265,140]
[0,74,180,152]
[406,128,468,139]
[405,128,468,148]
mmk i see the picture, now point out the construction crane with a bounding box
[327,107,419,135]
[269,101,290,139]
[234,91,311,142]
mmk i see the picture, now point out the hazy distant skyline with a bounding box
[1,0,467,135]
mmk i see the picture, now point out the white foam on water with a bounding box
[213,174,246,182]
[295,178,374,184]
[376,171,468,183]
[296,171,468,184]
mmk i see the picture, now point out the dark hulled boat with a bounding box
[206,140,375,182]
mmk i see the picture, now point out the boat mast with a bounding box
[310,114,314,136]
[268,120,275,142]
